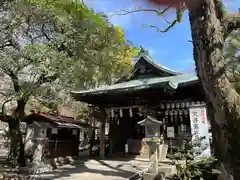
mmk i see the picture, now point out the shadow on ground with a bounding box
[35,156,147,180]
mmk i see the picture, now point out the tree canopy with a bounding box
[0,0,138,116]
[0,0,138,166]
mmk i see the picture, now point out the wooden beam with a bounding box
[99,109,107,159]
[106,105,145,110]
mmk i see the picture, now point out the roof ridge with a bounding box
[134,52,181,75]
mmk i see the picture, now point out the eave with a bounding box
[71,74,198,101]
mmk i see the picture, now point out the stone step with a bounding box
[143,161,177,180]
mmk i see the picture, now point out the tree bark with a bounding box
[8,99,26,167]
[188,0,240,179]
[8,118,25,167]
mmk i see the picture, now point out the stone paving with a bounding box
[0,147,176,180]
[33,158,150,180]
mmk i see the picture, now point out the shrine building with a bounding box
[71,47,211,158]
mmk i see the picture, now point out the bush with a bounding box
[166,137,218,180]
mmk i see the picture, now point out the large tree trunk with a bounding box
[8,118,25,167]
[8,99,26,167]
[188,0,240,179]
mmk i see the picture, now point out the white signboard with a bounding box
[189,104,211,157]
[167,127,175,138]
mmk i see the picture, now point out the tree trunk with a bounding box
[8,99,26,167]
[188,0,240,179]
[8,118,25,167]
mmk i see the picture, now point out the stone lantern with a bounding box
[138,115,162,138]
[138,115,168,161]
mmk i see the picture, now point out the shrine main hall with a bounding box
[71,48,211,158]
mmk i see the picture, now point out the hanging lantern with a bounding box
[201,101,206,105]
[185,102,190,108]
[181,102,185,109]
[165,110,168,116]
[110,109,114,118]
[174,110,178,116]
[119,109,123,117]
[196,101,200,105]
[171,102,175,109]
[178,109,183,116]
[176,102,180,109]
[166,103,170,109]
[191,101,195,106]
[129,108,133,117]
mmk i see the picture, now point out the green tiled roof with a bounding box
[71,74,198,97]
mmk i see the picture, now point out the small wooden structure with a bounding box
[24,112,94,158]
[71,47,211,158]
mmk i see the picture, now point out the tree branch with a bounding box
[2,97,15,116]
[0,96,15,123]
[117,5,185,34]
[0,113,12,122]
[115,6,172,16]
[41,23,50,41]
[143,19,178,33]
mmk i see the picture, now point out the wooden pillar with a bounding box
[100,109,107,159]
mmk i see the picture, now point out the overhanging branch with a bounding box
[143,20,178,33]
[116,5,185,34]
[115,6,172,16]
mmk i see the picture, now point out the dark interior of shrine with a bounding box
[108,108,145,154]
[106,81,205,154]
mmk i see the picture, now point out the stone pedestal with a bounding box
[140,138,168,161]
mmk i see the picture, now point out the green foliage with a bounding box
[167,137,218,180]
[0,0,136,115]
[0,0,136,166]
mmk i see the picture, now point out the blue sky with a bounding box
[85,0,239,73]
